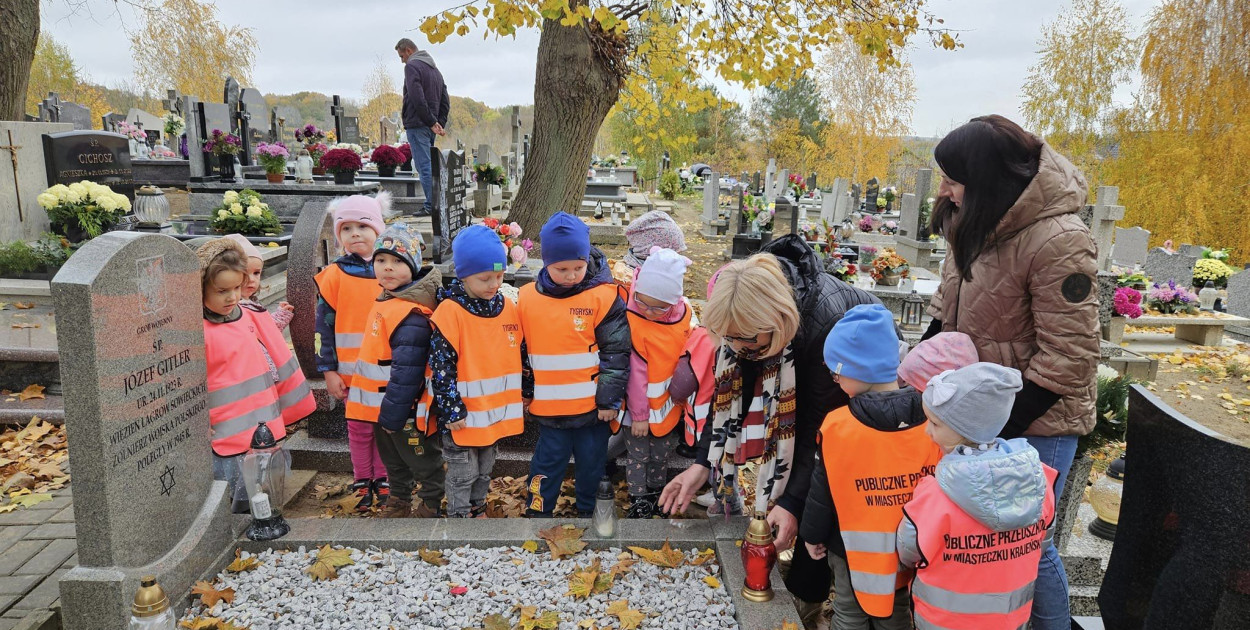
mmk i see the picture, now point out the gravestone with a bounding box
[477,143,500,166]
[1111,226,1150,268]
[764,159,776,200]
[340,116,360,144]
[125,108,164,142]
[1144,247,1197,288]
[289,207,338,379]
[62,101,93,131]
[1088,186,1126,271]
[239,88,269,147]
[1178,243,1206,258]
[101,113,126,133]
[430,148,469,263]
[863,178,880,212]
[198,102,232,177]
[223,77,241,132]
[1225,270,1250,319]
[379,117,398,145]
[829,178,849,223]
[510,106,523,162]
[850,182,862,211]
[0,121,73,241]
[42,130,134,190]
[805,172,816,195]
[1098,386,1250,629]
[330,95,346,142]
[820,190,836,224]
[181,96,208,180]
[53,233,236,630]
[898,193,921,239]
[700,170,722,238]
[269,108,280,143]
[913,168,933,204]
[775,169,789,200]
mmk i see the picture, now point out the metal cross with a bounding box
[1,131,24,221]
[162,89,184,116]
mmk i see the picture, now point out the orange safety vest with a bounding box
[313,263,378,387]
[679,326,717,447]
[429,298,525,446]
[820,406,944,618]
[626,305,692,437]
[517,282,619,419]
[903,464,1058,630]
[204,308,315,456]
[344,298,433,425]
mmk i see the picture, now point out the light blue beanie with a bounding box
[823,304,899,384]
[922,363,1024,444]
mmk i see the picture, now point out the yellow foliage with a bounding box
[358,59,403,141]
[130,0,258,103]
[25,34,112,128]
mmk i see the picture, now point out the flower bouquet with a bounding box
[321,148,362,184]
[37,181,130,242]
[162,112,184,141]
[473,163,508,188]
[330,142,364,156]
[1147,280,1199,315]
[825,253,858,283]
[370,145,405,175]
[858,215,876,233]
[116,121,148,143]
[307,142,329,174]
[210,189,281,236]
[876,195,888,210]
[788,173,808,199]
[1192,258,1234,289]
[878,220,898,236]
[741,193,774,233]
[882,186,897,208]
[203,129,242,180]
[482,217,533,267]
[397,143,412,168]
[1112,287,1143,319]
[255,142,290,182]
[294,124,326,146]
[870,248,910,285]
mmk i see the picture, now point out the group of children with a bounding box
[198,194,1057,627]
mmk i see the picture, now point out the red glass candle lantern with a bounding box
[741,513,777,602]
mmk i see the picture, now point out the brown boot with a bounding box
[377,498,412,518]
[411,501,442,518]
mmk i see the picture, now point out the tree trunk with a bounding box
[508,10,622,239]
[0,0,39,121]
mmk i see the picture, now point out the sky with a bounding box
[41,0,1162,138]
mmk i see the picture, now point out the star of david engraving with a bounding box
[160,464,176,496]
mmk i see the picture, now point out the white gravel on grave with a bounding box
[183,544,739,630]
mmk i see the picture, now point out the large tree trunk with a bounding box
[0,0,39,121]
[508,9,622,238]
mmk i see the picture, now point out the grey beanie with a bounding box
[922,362,1024,444]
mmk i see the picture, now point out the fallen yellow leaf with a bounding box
[226,550,260,573]
[418,547,448,566]
[521,540,539,553]
[190,580,235,607]
[703,575,722,589]
[538,524,587,559]
[629,540,684,568]
[305,545,354,581]
[18,384,45,401]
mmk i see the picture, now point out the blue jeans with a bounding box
[406,127,436,212]
[527,422,611,516]
[1025,434,1080,630]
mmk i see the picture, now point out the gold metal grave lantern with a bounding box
[1088,454,1125,541]
[129,576,175,629]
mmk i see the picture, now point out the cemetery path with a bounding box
[0,488,76,629]
[1149,362,1250,445]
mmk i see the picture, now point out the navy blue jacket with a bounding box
[403,51,450,130]
[376,267,442,432]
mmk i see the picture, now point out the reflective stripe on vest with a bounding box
[627,306,692,437]
[314,263,379,387]
[430,299,525,446]
[249,307,316,426]
[680,327,717,447]
[344,298,432,424]
[905,464,1058,630]
[820,405,943,617]
[517,282,619,418]
[204,310,293,456]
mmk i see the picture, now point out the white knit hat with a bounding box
[633,247,690,305]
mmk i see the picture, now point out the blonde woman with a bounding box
[659,234,886,614]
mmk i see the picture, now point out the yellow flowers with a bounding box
[229,203,243,215]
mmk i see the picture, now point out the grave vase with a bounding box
[878,272,902,287]
[333,170,355,185]
[218,154,237,182]
[265,172,285,184]
[1104,316,1127,345]
[377,164,396,178]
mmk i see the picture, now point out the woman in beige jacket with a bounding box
[923,115,1099,630]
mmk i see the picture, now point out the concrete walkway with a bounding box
[0,490,75,630]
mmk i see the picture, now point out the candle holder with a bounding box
[740,512,777,602]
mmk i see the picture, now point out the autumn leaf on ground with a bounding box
[567,558,602,599]
[27,461,61,480]
[13,303,34,309]
[606,600,645,630]
[191,581,236,607]
[608,557,636,577]
[18,385,45,402]
[480,613,511,630]
[689,548,717,565]
[776,621,801,630]
[305,545,355,581]
[226,549,260,573]
[629,540,684,568]
[703,575,722,589]
[517,610,559,630]
[179,617,223,630]
[577,619,597,629]
[419,547,449,566]
[520,540,539,553]
[538,524,587,559]
[313,483,348,500]
[7,493,52,510]
[450,584,469,596]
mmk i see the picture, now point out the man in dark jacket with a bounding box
[395,38,450,214]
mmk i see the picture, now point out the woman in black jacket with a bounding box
[659,234,884,612]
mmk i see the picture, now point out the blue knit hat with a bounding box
[452,224,507,279]
[373,222,423,275]
[823,304,900,384]
[539,211,590,266]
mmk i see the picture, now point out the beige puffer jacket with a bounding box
[928,144,1099,437]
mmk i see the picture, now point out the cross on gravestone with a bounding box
[39,92,63,123]
[864,177,880,212]
[1111,226,1151,268]
[330,95,345,143]
[101,113,125,133]
[1144,247,1197,288]
[0,133,24,221]
[510,106,522,156]
[52,233,233,630]
[162,89,184,117]
[233,100,253,166]
[1087,186,1126,271]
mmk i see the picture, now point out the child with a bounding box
[622,247,692,518]
[224,234,294,330]
[345,223,446,518]
[428,224,526,518]
[897,332,979,392]
[315,193,389,510]
[519,211,631,517]
[801,304,943,630]
[200,238,315,513]
[898,363,1057,630]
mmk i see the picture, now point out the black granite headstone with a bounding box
[239,88,269,147]
[864,177,880,212]
[429,148,468,263]
[198,103,233,177]
[1098,386,1250,629]
[42,131,134,191]
[59,101,94,131]
[340,117,360,144]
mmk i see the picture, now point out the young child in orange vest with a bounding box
[427,224,526,518]
[346,222,446,518]
[200,238,315,513]
[622,247,693,519]
[898,363,1058,630]
[519,212,631,517]
[224,234,294,330]
[315,193,389,511]
[800,304,943,630]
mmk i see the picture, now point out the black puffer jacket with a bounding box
[762,235,885,516]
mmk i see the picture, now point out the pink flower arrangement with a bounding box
[858,215,875,232]
[1112,287,1142,319]
[1147,280,1199,315]
[481,218,533,265]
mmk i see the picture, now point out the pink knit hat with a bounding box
[223,233,262,261]
[329,191,389,246]
[898,332,980,392]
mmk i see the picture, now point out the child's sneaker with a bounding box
[349,479,374,512]
[694,490,716,508]
[625,492,659,519]
[371,478,390,508]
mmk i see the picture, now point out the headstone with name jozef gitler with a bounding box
[42,130,134,197]
[53,232,238,630]
[430,148,469,263]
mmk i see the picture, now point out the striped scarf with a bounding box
[706,342,797,515]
